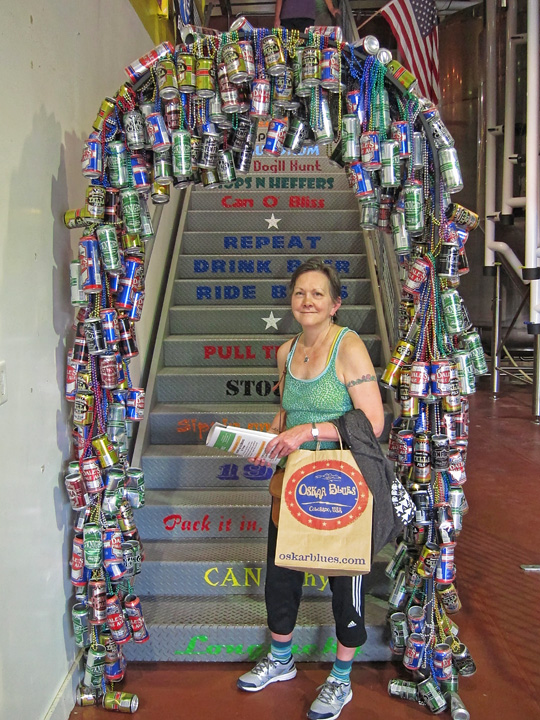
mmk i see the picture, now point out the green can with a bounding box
[387,678,418,701]
[341,114,359,163]
[453,349,476,395]
[461,330,488,375]
[176,53,196,92]
[83,645,107,689]
[441,288,465,335]
[126,467,145,508]
[381,139,400,188]
[386,60,418,91]
[417,676,447,714]
[195,57,216,99]
[217,149,236,184]
[153,148,173,185]
[107,141,130,189]
[83,522,103,569]
[439,665,459,694]
[301,47,321,87]
[120,189,142,234]
[96,225,122,272]
[157,57,179,100]
[139,196,154,241]
[261,34,286,77]
[403,179,424,237]
[171,130,192,178]
[102,690,139,713]
[72,602,90,647]
[439,147,463,193]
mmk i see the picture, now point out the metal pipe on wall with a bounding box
[484,0,497,269]
[500,0,518,222]
[525,0,540,312]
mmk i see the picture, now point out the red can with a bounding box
[403,257,430,295]
[80,456,104,494]
[88,579,107,624]
[70,534,87,586]
[403,633,425,670]
[360,131,381,170]
[66,350,78,402]
[99,354,119,389]
[124,594,150,643]
[447,449,466,486]
[106,594,132,644]
[430,359,452,396]
[65,472,88,511]
[409,361,430,397]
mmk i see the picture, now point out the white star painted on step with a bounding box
[262,311,281,330]
[265,213,281,229]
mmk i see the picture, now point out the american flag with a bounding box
[381,0,440,103]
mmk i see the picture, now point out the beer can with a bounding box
[84,317,107,356]
[433,642,454,681]
[447,691,471,720]
[107,141,130,189]
[453,350,475,395]
[127,539,143,574]
[151,180,170,204]
[389,611,409,654]
[283,116,309,155]
[403,179,424,236]
[403,256,430,295]
[397,429,414,466]
[126,387,145,421]
[96,225,122,273]
[92,433,119,469]
[222,42,248,84]
[65,472,88,511]
[70,534,89,586]
[124,594,150,643]
[83,644,107,688]
[85,184,106,221]
[157,57,179,100]
[176,53,196,92]
[66,350,79,401]
[413,432,431,481]
[360,131,381,171]
[390,211,411,255]
[345,90,364,125]
[264,118,287,157]
[430,359,452,396]
[412,489,430,524]
[422,104,455,148]
[439,147,463,193]
[436,502,456,545]
[353,34,379,54]
[125,41,174,83]
[83,523,103,570]
[417,676,447,714]
[403,633,425,670]
[145,112,171,150]
[385,541,408,580]
[103,526,123,567]
[409,361,430,397]
[239,41,256,81]
[76,683,98,706]
[262,34,286,76]
[380,139,400,188]
[461,330,488,375]
[445,203,479,230]
[436,544,456,584]
[99,354,119,389]
[104,188,120,224]
[171,129,192,177]
[380,339,415,387]
[438,242,460,279]
[407,604,425,634]
[102,690,139,713]
[100,308,120,346]
[391,120,412,158]
[130,152,150,191]
[340,115,359,163]
[93,96,116,133]
[82,136,103,179]
[198,133,220,170]
[320,47,339,89]
[195,57,216,98]
[117,498,136,532]
[452,643,477,676]
[387,679,418,702]
[439,665,460,694]
[431,434,450,470]
[386,59,417,91]
[349,161,374,199]
[72,602,90,647]
[64,208,94,230]
[416,541,440,578]
[412,131,425,169]
[441,289,465,335]
[79,235,102,294]
[437,582,462,614]
[88,578,107,625]
[388,569,407,609]
[106,593,132,644]
[73,390,94,427]
[126,467,145,508]
[250,78,270,118]
[217,149,236,183]
[122,109,146,151]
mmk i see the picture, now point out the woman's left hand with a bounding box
[265,424,311,460]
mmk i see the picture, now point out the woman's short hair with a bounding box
[288,258,342,304]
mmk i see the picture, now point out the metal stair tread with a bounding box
[170,303,376,310]
[137,594,389,626]
[150,402,274,414]
[142,539,393,565]
[156,365,383,376]
[162,333,380,343]
[145,489,271,506]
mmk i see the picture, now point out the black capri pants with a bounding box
[265,515,368,648]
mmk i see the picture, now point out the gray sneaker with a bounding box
[307,679,353,720]
[237,654,297,692]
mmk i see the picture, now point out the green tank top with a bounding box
[282,327,355,450]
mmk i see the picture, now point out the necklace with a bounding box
[302,324,332,363]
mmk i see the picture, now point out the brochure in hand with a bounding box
[205,422,278,464]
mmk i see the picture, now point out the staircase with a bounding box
[124,152,394,664]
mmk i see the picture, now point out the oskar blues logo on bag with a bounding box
[286,460,369,530]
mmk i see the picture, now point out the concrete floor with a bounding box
[69,379,540,719]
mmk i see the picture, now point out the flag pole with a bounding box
[357,7,385,32]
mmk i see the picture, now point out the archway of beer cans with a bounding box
[65,19,484,714]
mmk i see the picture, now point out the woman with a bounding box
[238,259,385,720]
[274,0,340,32]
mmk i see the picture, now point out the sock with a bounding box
[270,639,292,663]
[329,658,353,684]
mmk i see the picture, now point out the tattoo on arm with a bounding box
[346,374,376,388]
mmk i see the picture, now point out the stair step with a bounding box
[177,254,367,280]
[172,278,372,306]
[121,594,393,662]
[180,230,364,255]
[138,489,270,540]
[162,333,381,367]
[189,189,359,211]
[135,539,393,599]
[169,305,377,335]
[185,210,361,232]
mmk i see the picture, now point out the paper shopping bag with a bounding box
[275,447,373,576]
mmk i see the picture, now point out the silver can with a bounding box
[439,147,464,193]
[122,109,146,151]
[380,139,400,188]
[217,149,237,183]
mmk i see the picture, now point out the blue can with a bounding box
[104,657,125,682]
[131,153,150,191]
[111,388,127,405]
[397,430,414,466]
[108,272,121,294]
[127,290,144,322]
[346,90,364,125]
[78,235,102,294]
[436,545,456,584]
[414,401,428,433]
[349,161,374,199]
[103,527,123,564]
[433,643,453,680]
[320,48,339,89]
[82,136,103,179]
[115,278,134,311]
[105,562,127,581]
[391,120,411,158]
[145,112,171,150]
[263,118,287,156]
[100,308,120,346]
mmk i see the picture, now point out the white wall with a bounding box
[0,4,178,719]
